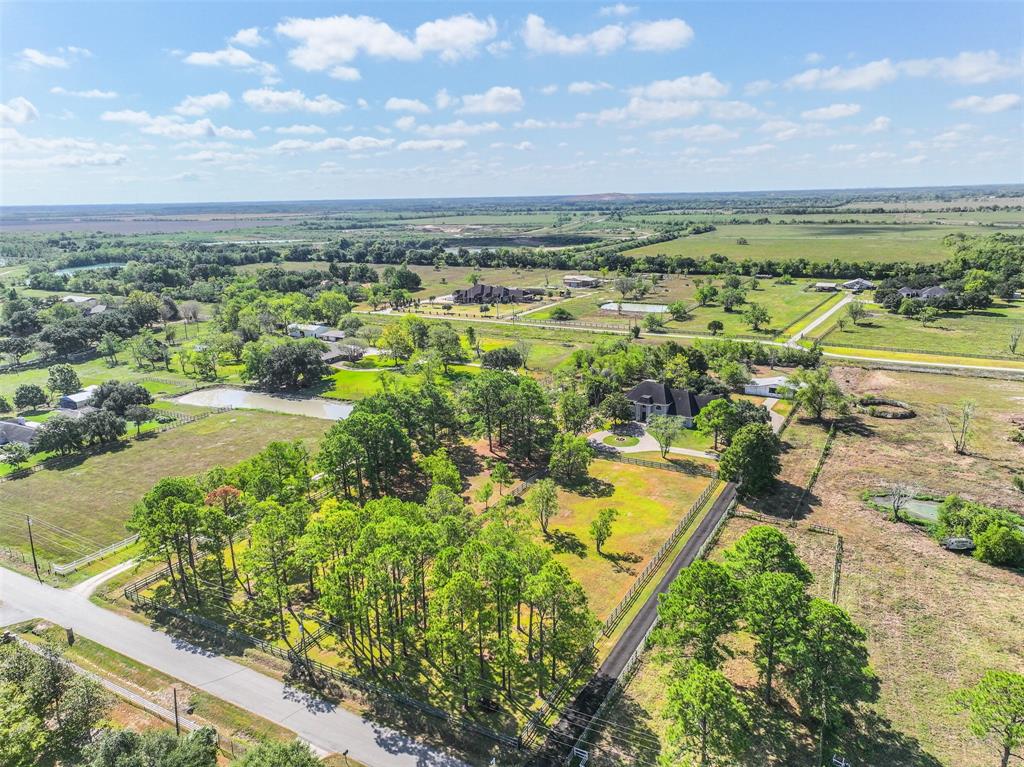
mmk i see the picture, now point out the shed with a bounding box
[58,385,98,410]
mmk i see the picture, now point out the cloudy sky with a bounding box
[1,1,1021,205]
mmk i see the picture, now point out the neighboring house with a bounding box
[287,323,331,338]
[563,274,601,289]
[86,303,108,316]
[814,282,838,292]
[58,384,98,410]
[842,278,875,291]
[624,380,721,427]
[61,295,95,304]
[0,418,40,447]
[451,284,537,304]
[744,375,791,397]
[320,329,347,343]
[898,286,949,300]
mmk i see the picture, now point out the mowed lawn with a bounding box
[546,461,714,619]
[0,410,328,562]
[818,300,1024,358]
[624,223,1001,264]
[0,354,197,403]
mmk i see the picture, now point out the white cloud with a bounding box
[863,115,892,133]
[487,40,514,56]
[243,88,345,114]
[101,110,254,140]
[950,93,1021,114]
[805,52,824,64]
[568,81,612,95]
[744,79,774,96]
[583,97,702,124]
[540,84,559,96]
[652,123,738,142]
[229,27,266,47]
[599,3,636,16]
[629,72,728,99]
[0,97,39,125]
[800,103,861,120]
[731,143,774,155]
[183,47,278,83]
[18,48,69,69]
[50,87,118,99]
[268,136,394,153]
[830,143,857,151]
[173,91,231,116]
[415,119,501,137]
[787,59,898,90]
[178,149,256,164]
[385,97,430,114]
[356,98,369,109]
[457,86,524,114]
[397,139,467,151]
[523,15,694,55]
[707,101,761,120]
[394,116,417,131]
[435,89,455,109]
[628,19,694,52]
[514,118,581,129]
[4,152,127,169]
[275,124,327,135]
[901,50,1019,84]
[328,66,361,81]
[522,14,626,55]
[276,13,497,72]
[758,119,832,141]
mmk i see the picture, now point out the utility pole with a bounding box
[173,687,180,736]
[26,516,41,582]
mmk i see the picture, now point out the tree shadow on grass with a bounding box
[547,528,587,557]
[602,549,643,575]
[564,476,615,498]
[742,479,817,521]
[592,690,662,766]
[835,414,876,439]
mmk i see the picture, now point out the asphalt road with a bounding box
[528,481,738,765]
[0,568,468,767]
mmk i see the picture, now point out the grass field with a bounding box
[624,223,1014,264]
[815,299,1024,358]
[0,410,328,563]
[546,460,714,619]
[589,368,1024,767]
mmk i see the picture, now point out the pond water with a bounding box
[175,387,352,420]
[55,262,127,275]
[871,494,940,521]
[600,302,669,313]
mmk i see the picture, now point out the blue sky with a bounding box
[1,1,1021,205]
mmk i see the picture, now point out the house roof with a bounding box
[624,380,720,419]
[842,278,875,289]
[61,295,94,303]
[453,284,527,302]
[0,419,40,445]
[61,385,98,404]
[287,323,330,334]
[750,375,789,387]
[919,286,949,298]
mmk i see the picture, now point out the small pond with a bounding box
[55,262,127,275]
[600,302,669,313]
[175,387,352,421]
[871,494,940,521]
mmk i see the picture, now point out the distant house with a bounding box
[451,284,536,304]
[743,375,791,398]
[898,286,949,301]
[61,295,95,304]
[842,278,875,291]
[287,323,331,338]
[563,274,601,289]
[814,282,838,292]
[0,418,40,447]
[58,385,98,410]
[320,329,347,343]
[86,303,108,316]
[624,380,721,427]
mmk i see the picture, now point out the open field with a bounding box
[0,410,328,562]
[548,460,714,619]
[814,299,1024,359]
[589,368,1024,767]
[0,354,197,403]
[624,223,1016,264]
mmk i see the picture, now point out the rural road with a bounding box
[588,429,719,460]
[786,293,852,347]
[528,481,738,766]
[0,568,468,767]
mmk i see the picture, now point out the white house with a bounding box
[61,295,95,304]
[813,282,838,292]
[58,384,98,410]
[743,375,791,398]
[563,274,601,289]
[287,323,331,339]
[842,278,875,291]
